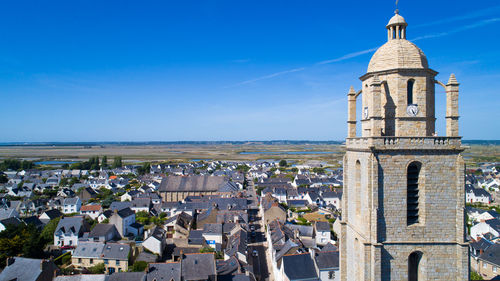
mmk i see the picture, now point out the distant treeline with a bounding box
[0,140,498,147]
[0,140,345,146]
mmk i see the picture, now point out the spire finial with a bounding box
[395,0,399,14]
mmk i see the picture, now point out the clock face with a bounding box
[407,104,419,117]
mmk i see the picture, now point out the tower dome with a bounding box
[367,11,428,73]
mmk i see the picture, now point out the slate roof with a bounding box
[73,242,106,258]
[282,253,320,281]
[287,223,314,237]
[23,216,44,228]
[203,223,223,235]
[321,242,338,252]
[64,197,80,205]
[216,256,241,276]
[159,175,227,192]
[116,207,135,218]
[316,221,330,232]
[147,226,166,241]
[225,230,247,258]
[55,275,109,281]
[42,208,63,220]
[181,253,216,281]
[0,257,57,281]
[188,230,205,245]
[0,208,18,220]
[479,243,500,266]
[89,224,118,239]
[0,217,23,228]
[146,262,181,281]
[102,243,130,260]
[131,198,151,208]
[315,251,339,269]
[218,181,240,193]
[108,272,145,281]
[55,216,87,235]
[109,201,132,211]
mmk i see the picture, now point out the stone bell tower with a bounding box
[340,10,469,280]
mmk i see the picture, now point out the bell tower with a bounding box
[340,11,469,281]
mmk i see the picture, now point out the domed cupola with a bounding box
[367,11,429,73]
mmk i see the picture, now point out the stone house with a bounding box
[164,212,193,239]
[261,193,287,225]
[476,243,500,279]
[109,207,136,237]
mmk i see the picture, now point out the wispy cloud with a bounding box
[227,16,500,88]
[225,67,306,88]
[315,47,379,65]
[411,17,500,42]
[413,6,500,28]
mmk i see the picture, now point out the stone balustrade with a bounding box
[346,136,462,150]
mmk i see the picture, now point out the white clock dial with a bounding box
[407,104,419,117]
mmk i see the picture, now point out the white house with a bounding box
[315,221,331,246]
[142,226,166,255]
[80,204,103,220]
[202,223,223,249]
[466,185,492,204]
[63,197,82,214]
[322,191,342,210]
[470,219,500,240]
[54,216,89,247]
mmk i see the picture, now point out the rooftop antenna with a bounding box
[395,0,399,14]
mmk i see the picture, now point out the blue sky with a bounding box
[0,0,499,141]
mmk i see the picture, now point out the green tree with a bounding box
[0,223,45,268]
[279,160,288,167]
[0,173,8,184]
[112,156,123,168]
[41,217,61,244]
[131,261,148,272]
[471,271,483,280]
[102,156,108,169]
[88,262,105,274]
[200,246,214,253]
[138,162,151,175]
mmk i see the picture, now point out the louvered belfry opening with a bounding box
[407,162,420,225]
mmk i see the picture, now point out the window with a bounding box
[409,251,422,281]
[355,160,361,217]
[483,262,487,269]
[104,259,108,265]
[78,258,82,263]
[407,79,415,105]
[90,259,93,264]
[494,266,497,273]
[407,162,421,225]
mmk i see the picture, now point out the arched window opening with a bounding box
[408,251,423,281]
[407,162,420,225]
[407,80,415,105]
[355,160,361,217]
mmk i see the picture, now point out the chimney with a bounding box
[7,257,15,266]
